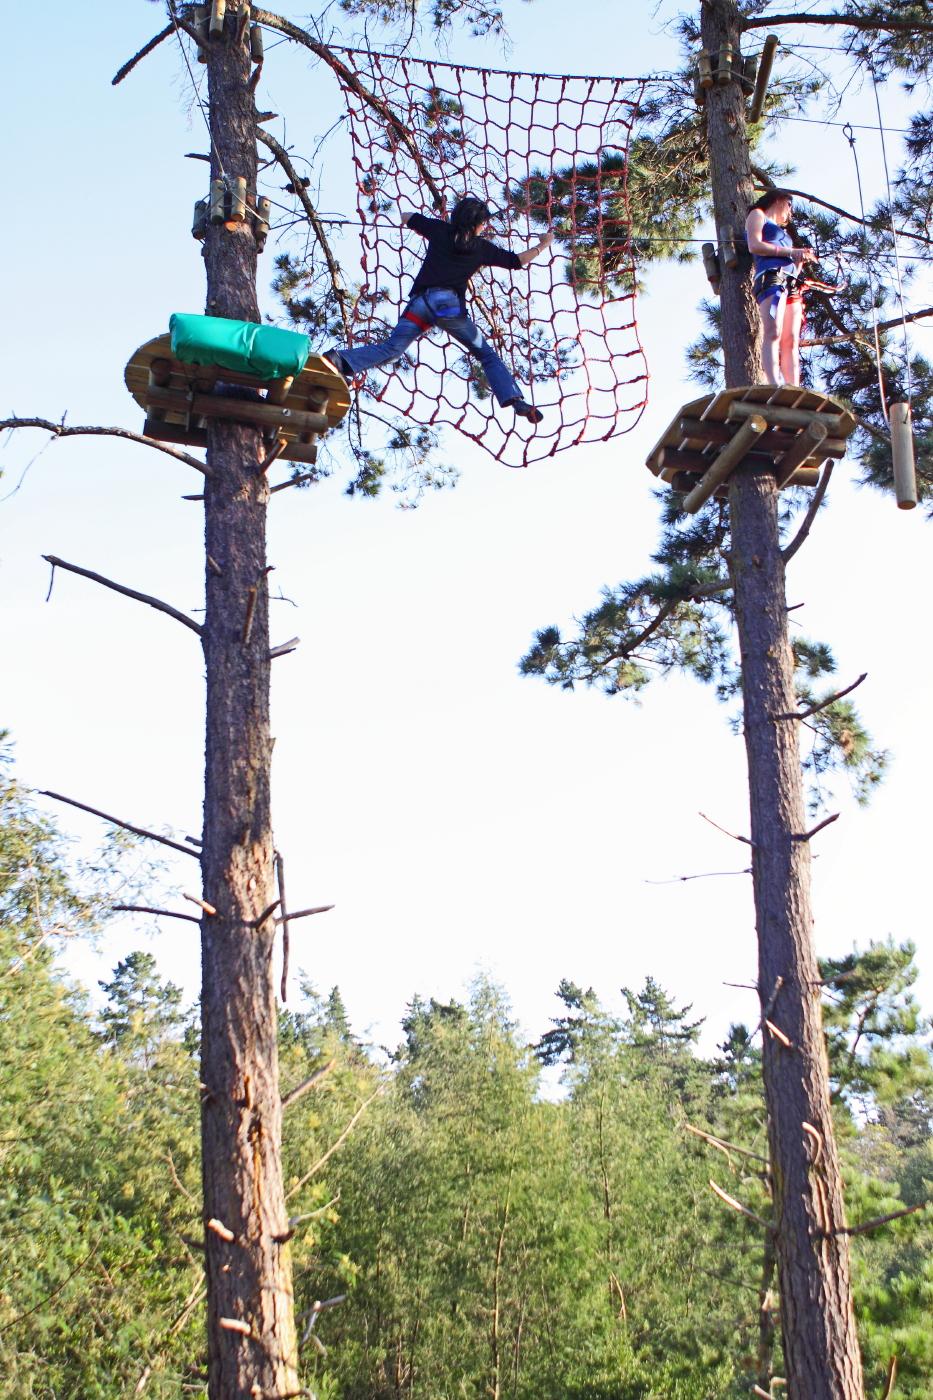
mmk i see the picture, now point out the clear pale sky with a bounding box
[3,2,931,1052]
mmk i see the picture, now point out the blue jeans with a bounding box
[337,288,521,406]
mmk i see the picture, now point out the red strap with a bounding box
[403,308,430,333]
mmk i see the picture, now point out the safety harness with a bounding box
[753,265,848,302]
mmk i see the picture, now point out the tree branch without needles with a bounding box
[0,418,211,476]
[828,1200,930,1239]
[256,130,353,344]
[781,462,834,564]
[43,555,203,636]
[281,1058,337,1112]
[708,1179,772,1231]
[39,790,201,860]
[683,1121,769,1167]
[111,904,202,924]
[699,811,755,847]
[794,812,840,842]
[111,23,174,85]
[252,9,445,209]
[285,1086,385,1200]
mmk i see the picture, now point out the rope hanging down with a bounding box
[336,51,650,467]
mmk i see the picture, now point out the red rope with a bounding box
[338,51,649,468]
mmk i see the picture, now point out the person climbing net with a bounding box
[324,196,553,431]
[332,48,650,468]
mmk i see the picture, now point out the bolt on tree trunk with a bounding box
[700,1,865,1395]
[199,8,299,1396]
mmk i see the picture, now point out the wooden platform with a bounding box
[125,334,351,464]
[646,385,857,513]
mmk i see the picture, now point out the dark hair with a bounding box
[749,188,794,214]
[450,195,492,252]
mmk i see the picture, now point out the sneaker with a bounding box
[321,348,349,381]
[507,397,543,425]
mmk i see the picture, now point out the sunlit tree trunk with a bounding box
[701,2,864,1394]
[199,7,299,1394]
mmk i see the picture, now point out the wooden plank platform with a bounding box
[125,334,351,463]
[646,385,857,508]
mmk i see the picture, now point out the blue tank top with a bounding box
[749,219,794,277]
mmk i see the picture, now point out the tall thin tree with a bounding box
[195,4,301,1395]
[703,4,864,1392]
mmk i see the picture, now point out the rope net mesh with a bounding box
[337,52,649,468]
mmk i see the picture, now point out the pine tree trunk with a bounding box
[700,2,864,1395]
[199,8,299,1396]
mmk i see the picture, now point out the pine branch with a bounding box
[39,790,201,860]
[256,129,353,344]
[744,14,933,34]
[111,23,174,85]
[802,307,933,346]
[749,169,933,248]
[0,418,211,476]
[776,672,867,720]
[781,462,834,564]
[42,554,203,636]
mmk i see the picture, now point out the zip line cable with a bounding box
[870,63,914,405]
[843,120,889,421]
[166,20,932,370]
[167,2,229,187]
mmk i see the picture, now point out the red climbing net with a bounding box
[336,50,649,468]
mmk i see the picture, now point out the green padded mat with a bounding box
[169,312,310,381]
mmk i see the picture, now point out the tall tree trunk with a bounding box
[701,2,864,1395]
[199,7,299,1395]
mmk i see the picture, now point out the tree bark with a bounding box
[701,2,864,1395]
[199,6,299,1396]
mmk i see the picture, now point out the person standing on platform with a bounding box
[745,189,815,386]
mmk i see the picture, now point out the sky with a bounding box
[3,1,932,1056]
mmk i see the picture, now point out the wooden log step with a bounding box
[144,417,319,465]
[659,445,836,476]
[144,385,330,435]
[677,416,848,456]
[265,375,295,406]
[727,400,845,433]
[773,419,829,488]
[683,414,769,513]
[784,468,820,487]
[669,465,820,494]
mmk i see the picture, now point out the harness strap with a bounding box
[403,308,431,333]
[754,267,791,295]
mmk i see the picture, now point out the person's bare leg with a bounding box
[759,295,785,384]
[780,299,804,386]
